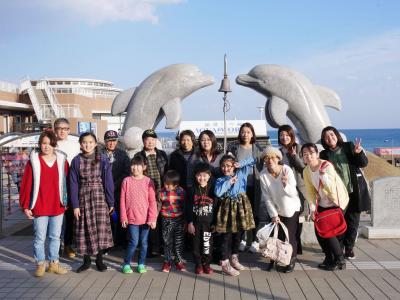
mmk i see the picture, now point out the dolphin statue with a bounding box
[112,64,214,150]
[236,64,341,143]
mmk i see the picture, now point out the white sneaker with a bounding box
[238,240,247,252]
[248,241,259,253]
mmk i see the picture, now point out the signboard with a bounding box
[374,147,400,156]
[179,120,268,138]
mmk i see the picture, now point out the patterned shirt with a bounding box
[159,186,185,218]
[145,154,162,198]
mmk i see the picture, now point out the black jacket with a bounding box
[320,142,369,212]
[169,148,197,190]
[186,183,217,225]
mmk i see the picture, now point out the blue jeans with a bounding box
[33,214,64,263]
[124,224,150,266]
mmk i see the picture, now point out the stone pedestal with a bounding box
[361,177,400,239]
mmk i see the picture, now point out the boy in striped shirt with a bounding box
[159,170,186,272]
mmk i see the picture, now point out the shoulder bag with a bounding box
[313,161,347,238]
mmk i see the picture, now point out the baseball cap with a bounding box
[104,130,119,141]
[142,129,158,139]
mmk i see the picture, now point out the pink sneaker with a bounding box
[221,259,240,276]
[230,254,245,270]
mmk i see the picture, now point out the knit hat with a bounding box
[142,129,157,139]
[104,130,118,141]
[261,146,283,161]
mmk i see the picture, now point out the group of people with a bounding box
[19,118,370,278]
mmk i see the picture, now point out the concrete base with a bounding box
[361,226,400,239]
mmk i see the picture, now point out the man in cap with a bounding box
[135,129,168,257]
[102,130,131,248]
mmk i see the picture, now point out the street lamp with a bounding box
[384,138,394,165]
[218,54,232,154]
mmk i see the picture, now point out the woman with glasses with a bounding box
[259,147,301,273]
[301,143,349,271]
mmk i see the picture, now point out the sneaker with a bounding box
[122,264,133,274]
[230,254,245,270]
[137,264,147,274]
[345,249,356,260]
[238,240,247,252]
[203,264,213,275]
[162,261,171,273]
[175,261,186,271]
[248,241,259,253]
[221,259,240,276]
[195,264,204,275]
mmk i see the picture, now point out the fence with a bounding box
[0,147,30,235]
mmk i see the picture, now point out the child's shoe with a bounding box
[195,264,204,275]
[175,261,186,271]
[238,240,247,252]
[121,264,133,274]
[221,259,240,276]
[248,241,259,253]
[203,264,213,275]
[162,261,172,273]
[137,264,147,274]
[230,254,245,270]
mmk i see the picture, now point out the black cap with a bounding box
[104,130,119,141]
[142,129,157,139]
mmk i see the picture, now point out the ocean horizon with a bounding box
[158,128,400,152]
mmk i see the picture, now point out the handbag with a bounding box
[259,222,293,266]
[313,161,347,238]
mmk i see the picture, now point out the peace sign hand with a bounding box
[281,168,288,187]
[354,137,362,154]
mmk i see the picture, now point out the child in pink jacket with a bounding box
[120,156,157,274]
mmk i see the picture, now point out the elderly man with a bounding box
[102,130,131,248]
[54,118,80,258]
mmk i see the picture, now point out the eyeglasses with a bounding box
[55,127,70,131]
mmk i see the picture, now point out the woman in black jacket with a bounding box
[320,126,370,260]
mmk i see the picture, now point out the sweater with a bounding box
[120,176,158,225]
[186,183,216,225]
[19,150,68,215]
[57,138,80,165]
[259,165,301,219]
[303,160,349,211]
[159,186,186,218]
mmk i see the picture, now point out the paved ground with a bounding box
[1,234,400,300]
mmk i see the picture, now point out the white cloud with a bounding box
[41,0,184,25]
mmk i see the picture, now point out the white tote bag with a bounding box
[259,222,293,266]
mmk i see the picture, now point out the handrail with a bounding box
[37,80,62,117]
[20,80,43,121]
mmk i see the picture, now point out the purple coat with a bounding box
[69,154,115,209]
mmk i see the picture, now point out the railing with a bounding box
[54,87,119,99]
[0,81,18,93]
[37,80,63,117]
[20,80,43,121]
[39,104,83,119]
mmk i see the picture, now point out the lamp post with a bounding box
[384,138,394,165]
[218,54,232,153]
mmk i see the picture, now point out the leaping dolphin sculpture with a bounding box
[236,64,341,143]
[112,64,214,150]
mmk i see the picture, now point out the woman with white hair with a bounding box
[259,147,301,273]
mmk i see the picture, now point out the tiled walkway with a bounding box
[1,235,400,299]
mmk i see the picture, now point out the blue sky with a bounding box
[1,0,399,129]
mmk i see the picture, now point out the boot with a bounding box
[95,251,107,272]
[47,261,67,275]
[266,260,275,272]
[221,259,240,276]
[35,262,46,277]
[230,254,245,270]
[77,255,91,273]
[318,255,334,269]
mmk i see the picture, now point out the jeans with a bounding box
[33,214,64,263]
[124,224,150,266]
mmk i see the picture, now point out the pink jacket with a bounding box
[120,176,158,225]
